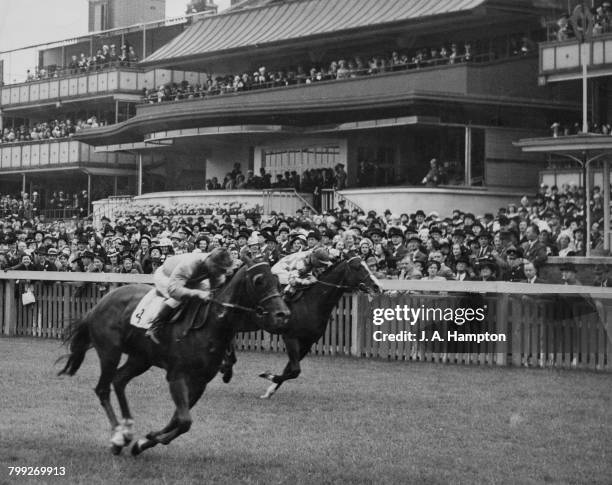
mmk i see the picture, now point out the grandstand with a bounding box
[0,0,611,275]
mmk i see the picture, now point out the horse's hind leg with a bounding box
[93,350,122,453]
[111,356,150,450]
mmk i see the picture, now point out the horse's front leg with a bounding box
[219,339,237,383]
[259,337,305,399]
[132,375,205,455]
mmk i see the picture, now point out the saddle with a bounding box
[130,289,211,340]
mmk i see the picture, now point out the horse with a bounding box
[57,254,289,455]
[224,254,382,398]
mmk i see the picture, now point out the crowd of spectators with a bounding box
[0,181,609,288]
[556,2,612,41]
[0,190,88,219]
[550,121,612,137]
[142,39,533,104]
[205,163,347,192]
[24,43,139,82]
[0,116,109,145]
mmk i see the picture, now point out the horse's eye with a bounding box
[252,274,264,286]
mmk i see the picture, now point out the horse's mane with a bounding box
[317,253,358,280]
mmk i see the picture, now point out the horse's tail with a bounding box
[57,317,91,376]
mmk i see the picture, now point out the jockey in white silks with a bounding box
[145,247,233,343]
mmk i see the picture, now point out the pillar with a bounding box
[464,126,472,186]
[138,153,143,196]
[21,173,26,194]
[87,173,92,216]
[585,157,591,257]
[604,159,610,252]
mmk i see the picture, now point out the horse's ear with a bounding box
[239,246,252,265]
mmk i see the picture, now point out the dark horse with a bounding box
[225,254,382,398]
[58,254,289,455]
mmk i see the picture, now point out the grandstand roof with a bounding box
[141,0,535,67]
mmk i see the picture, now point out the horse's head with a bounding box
[339,254,383,296]
[240,254,290,334]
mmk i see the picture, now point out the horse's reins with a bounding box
[208,261,281,315]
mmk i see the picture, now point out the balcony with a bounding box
[0,139,136,172]
[0,67,208,109]
[77,56,552,146]
[539,33,612,84]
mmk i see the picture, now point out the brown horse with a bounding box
[225,254,382,398]
[58,254,289,455]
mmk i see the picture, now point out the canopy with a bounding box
[141,0,490,67]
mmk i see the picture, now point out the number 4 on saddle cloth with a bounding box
[130,289,207,340]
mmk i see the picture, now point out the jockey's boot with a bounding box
[145,303,175,344]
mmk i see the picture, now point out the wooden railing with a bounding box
[1,272,610,371]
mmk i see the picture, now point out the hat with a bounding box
[81,250,95,260]
[291,234,307,246]
[415,210,425,217]
[387,227,404,239]
[307,230,321,241]
[47,248,58,256]
[478,259,497,272]
[505,245,523,257]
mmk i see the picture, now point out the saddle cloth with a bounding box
[130,289,167,329]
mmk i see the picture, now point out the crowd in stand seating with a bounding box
[0,182,609,287]
[0,116,109,145]
[0,115,106,144]
[24,43,140,82]
[205,163,348,192]
[0,190,88,219]
[556,2,612,41]
[142,39,534,104]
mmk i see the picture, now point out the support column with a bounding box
[464,126,472,186]
[115,100,119,124]
[113,176,118,196]
[604,159,610,252]
[87,173,92,216]
[138,153,143,196]
[585,156,591,257]
[21,173,26,194]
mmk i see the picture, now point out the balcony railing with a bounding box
[539,32,612,83]
[135,56,545,125]
[0,139,135,171]
[0,67,207,108]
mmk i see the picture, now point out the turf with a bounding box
[0,338,611,485]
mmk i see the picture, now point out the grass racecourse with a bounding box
[0,338,611,485]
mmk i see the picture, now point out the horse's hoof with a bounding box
[131,441,142,456]
[222,369,233,383]
[111,444,123,456]
[258,371,273,380]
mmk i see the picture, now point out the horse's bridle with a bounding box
[316,256,372,293]
[208,261,281,316]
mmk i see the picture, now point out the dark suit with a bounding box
[454,272,473,281]
[522,240,548,268]
[385,243,409,271]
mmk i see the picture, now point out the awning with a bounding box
[141,0,491,67]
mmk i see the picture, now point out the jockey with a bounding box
[145,247,233,343]
[281,247,334,298]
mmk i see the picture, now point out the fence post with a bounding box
[3,280,16,336]
[495,292,508,366]
[350,293,363,357]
